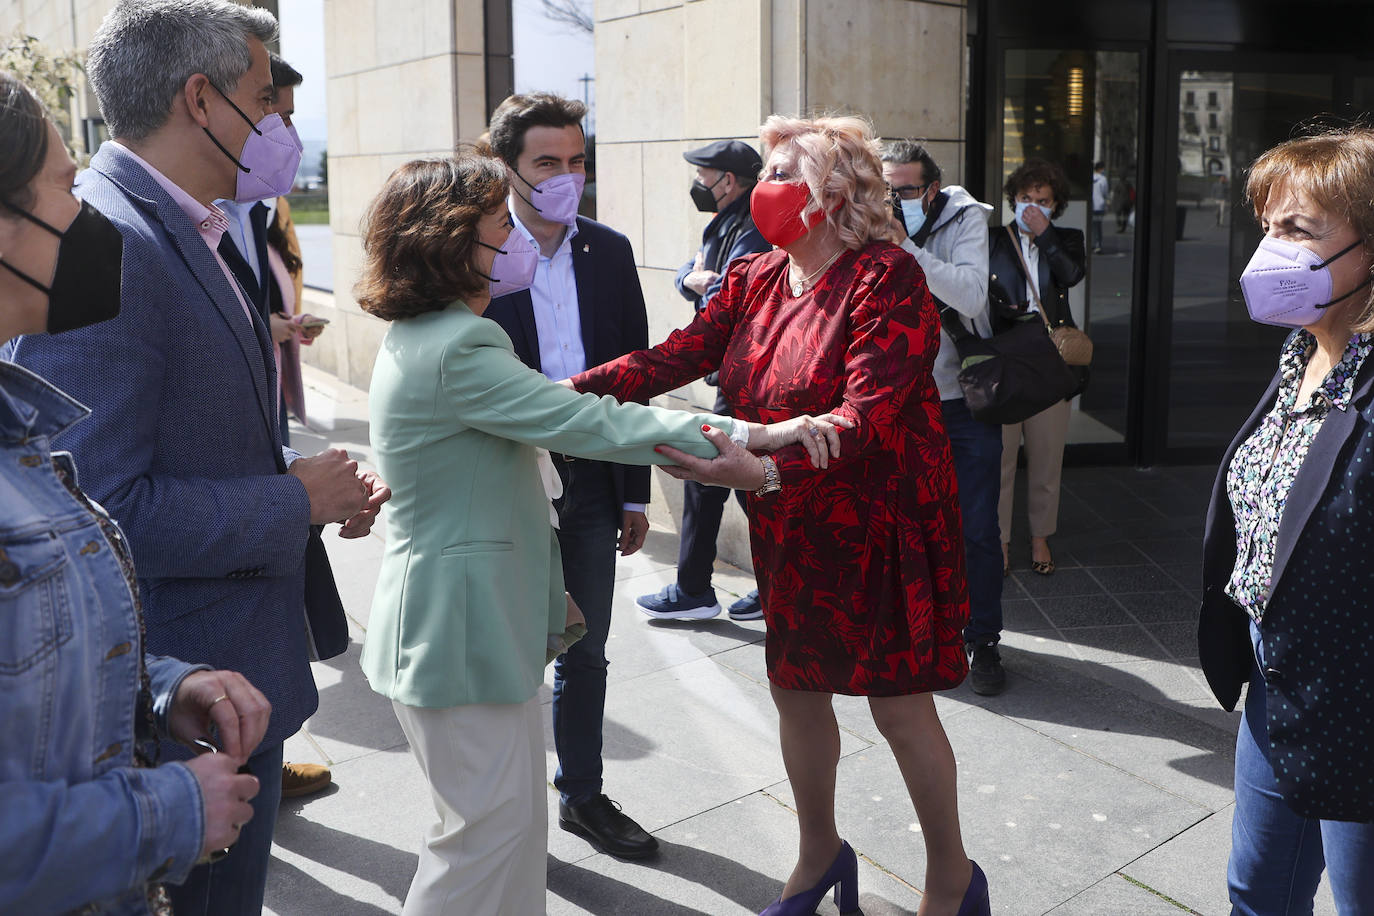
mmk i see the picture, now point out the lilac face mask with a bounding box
[204,83,305,203]
[1239,235,1369,328]
[478,229,539,298]
[511,171,585,227]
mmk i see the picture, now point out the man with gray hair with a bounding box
[7,2,388,912]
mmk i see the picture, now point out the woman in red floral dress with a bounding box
[571,116,987,916]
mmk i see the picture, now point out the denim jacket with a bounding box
[0,361,206,915]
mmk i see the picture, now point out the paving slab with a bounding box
[547,793,925,916]
[1124,806,1337,916]
[767,705,1214,915]
[266,747,426,916]
[1044,872,1200,915]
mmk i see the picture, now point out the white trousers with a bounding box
[391,696,547,916]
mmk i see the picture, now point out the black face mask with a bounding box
[690,173,727,213]
[1,198,124,334]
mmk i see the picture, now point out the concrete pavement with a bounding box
[264,366,1336,916]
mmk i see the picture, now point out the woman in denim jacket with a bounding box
[0,73,271,914]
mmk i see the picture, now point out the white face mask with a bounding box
[1014,201,1054,232]
[900,197,927,237]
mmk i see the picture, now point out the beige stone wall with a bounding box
[595,0,967,564]
[312,0,488,387]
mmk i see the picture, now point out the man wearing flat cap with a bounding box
[635,139,772,622]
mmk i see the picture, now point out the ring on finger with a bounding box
[807,426,821,438]
[208,694,230,709]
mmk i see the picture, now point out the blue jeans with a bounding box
[941,398,1005,645]
[167,742,284,916]
[1229,620,1374,915]
[551,460,619,806]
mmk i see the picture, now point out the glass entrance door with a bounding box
[1157,62,1336,455]
[999,48,1144,457]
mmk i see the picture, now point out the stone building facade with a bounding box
[3,0,969,563]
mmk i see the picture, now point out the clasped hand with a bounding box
[655,413,854,490]
[171,670,271,859]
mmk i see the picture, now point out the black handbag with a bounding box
[939,308,1080,425]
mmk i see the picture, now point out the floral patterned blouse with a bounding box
[1226,330,1373,620]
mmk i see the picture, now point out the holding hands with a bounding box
[656,413,853,490]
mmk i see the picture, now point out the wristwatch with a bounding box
[754,454,782,497]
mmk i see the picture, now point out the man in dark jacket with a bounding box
[635,139,772,621]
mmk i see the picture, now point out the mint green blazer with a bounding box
[361,302,732,708]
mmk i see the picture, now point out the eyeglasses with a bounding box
[889,182,931,201]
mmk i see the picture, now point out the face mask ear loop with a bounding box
[0,198,64,237]
[202,81,261,174]
[1312,238,1364,271]
[1317,274,1374,310]
[0,257,52,294]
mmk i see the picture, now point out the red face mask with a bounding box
[750,180,826,248]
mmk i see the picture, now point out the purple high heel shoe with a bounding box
[956,860,990,916]
[759,840,862,916]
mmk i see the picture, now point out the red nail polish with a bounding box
[654,447,663,453]
[701,424,710,432]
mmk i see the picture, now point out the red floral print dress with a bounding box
[572,242,969,695]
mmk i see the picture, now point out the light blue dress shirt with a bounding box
[509,209,644,514]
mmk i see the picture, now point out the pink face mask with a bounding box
[1239,235,1369,328]
[203,83,304,203]
[512,171,585,227]
[478,229,539,298]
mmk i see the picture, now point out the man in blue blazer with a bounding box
[484,92,660,859]
[6,3,384,912]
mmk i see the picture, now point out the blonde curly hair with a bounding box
[758,114,902,250]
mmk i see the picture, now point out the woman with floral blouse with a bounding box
[1198,128,1374,914]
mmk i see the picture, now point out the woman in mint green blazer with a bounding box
[355,155,843,915]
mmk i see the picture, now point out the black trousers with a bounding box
[676,390,747,595]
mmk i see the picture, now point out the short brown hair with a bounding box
[488,92,586,166]
[355,153,508,321]
[1247,127,1374,333]
[1004,158,1071,219]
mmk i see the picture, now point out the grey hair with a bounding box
[87,0,278,141]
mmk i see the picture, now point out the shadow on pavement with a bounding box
[269,814,417,913]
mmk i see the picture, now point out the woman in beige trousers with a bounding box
[987,159,1086,575]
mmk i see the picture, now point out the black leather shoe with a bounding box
[968,641,1007,696]
[558,795,660,859]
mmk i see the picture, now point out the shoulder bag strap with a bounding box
[1006,224,1053,332]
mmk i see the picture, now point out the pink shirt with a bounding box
[108,142,257,330]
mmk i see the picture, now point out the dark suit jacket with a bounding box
[6,143,344,753]
[1199,335,1374,822]
[485,216,651,511]
[674,193,770,311]
[987,222,1085,332]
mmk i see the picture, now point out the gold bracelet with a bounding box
[754,454,782,497]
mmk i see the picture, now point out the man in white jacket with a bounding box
[882,141,1007,695]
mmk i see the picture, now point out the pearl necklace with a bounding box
[788,248,844,297]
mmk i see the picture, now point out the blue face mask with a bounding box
[1014,201,1054,232]
[900,197,927,237]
